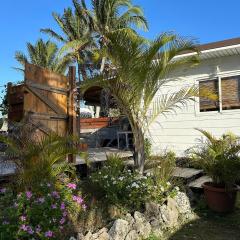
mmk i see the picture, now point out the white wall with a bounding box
[149,54,240,156]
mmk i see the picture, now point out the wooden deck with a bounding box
[0,148,133,178]
[76,147,133,165]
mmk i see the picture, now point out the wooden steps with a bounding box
[172,167,212,192]
[172,167,203,183]
[188,175,212,189]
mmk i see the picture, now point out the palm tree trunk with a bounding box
[132,124,145,174]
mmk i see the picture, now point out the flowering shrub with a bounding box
[0,182,86,240]
[89,154,177,211]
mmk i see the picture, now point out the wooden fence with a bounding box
[8,63,77,139]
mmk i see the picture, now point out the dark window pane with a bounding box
[222,75,240,110]
[199,79,219,112]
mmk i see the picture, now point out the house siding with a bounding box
[149,54,240,156]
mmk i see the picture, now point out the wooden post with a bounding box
[7,82,12,120]
[68,66,77,163]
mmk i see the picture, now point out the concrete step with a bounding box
[188,175,212,190]
[172,167,204,183]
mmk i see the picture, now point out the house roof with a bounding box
[175,37,240,59]
[197,37,240,52]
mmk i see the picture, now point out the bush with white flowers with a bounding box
[89,154,177,211]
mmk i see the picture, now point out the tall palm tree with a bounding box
[41,2,94,81]
[81,32,199,173]
[89,0,148,72]
[15,39,73,75]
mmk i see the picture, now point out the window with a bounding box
[199,75,240,112]
[222,75,240,110]
[199,79,219,112]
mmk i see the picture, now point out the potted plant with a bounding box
[189,129,240,213]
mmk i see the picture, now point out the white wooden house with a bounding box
[149,38,240,156]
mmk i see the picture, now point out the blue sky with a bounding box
[0,0,240,87]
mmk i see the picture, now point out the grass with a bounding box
[146,193,240,240]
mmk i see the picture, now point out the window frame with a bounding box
[196,71,240,115]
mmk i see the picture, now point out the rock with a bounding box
[149,219,164,237]
[145,201,160,220]
[133,212,151,239]
[174,192,192,214]
[166,198,179,227]
[78,228,109,240]
[123,213,135,228]
[151,228,164,238]
[108,219,130,240]
[92,228,109,240]
[78,232,93,240]
[125,230,140,240]
[159,198,179,228]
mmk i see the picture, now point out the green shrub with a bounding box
[88,154,177,211]
[0,181,86,240]
[188,129,240,188]
[0,123,84,191]
[145,150,176,182]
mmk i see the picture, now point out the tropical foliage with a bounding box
[0,122,83,191]
[15,39,73,74]
[81,32,199,172]
[188,129,240,187]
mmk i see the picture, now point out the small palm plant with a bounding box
[1,122,83,191]
[81,31,199,173]
[189,129,240,188]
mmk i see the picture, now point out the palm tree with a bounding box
[81,32,199,173]
[15,39,73,75]
[89,0,148,72]
[41,2,94,81]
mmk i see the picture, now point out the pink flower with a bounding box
[51,204,57,209]
[26,191,32,199]
[67,183,76,189]
[20,224,28,231]
[20,216,26,221]
[0,188,6,193]
[38,197,45,203]
[47,183,51,187]
[35,225,41,233]
[27,226,34,235]
[60,202,65,210]
[60,217,65,225]
[51,191,60,199]
[45,230,53,238]
[63,211,68,217]
[72,195,84,205]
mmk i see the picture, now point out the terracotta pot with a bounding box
[203,182,238,213]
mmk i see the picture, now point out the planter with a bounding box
[203,182,238,213]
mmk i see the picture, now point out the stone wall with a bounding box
[75,192,196,240]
